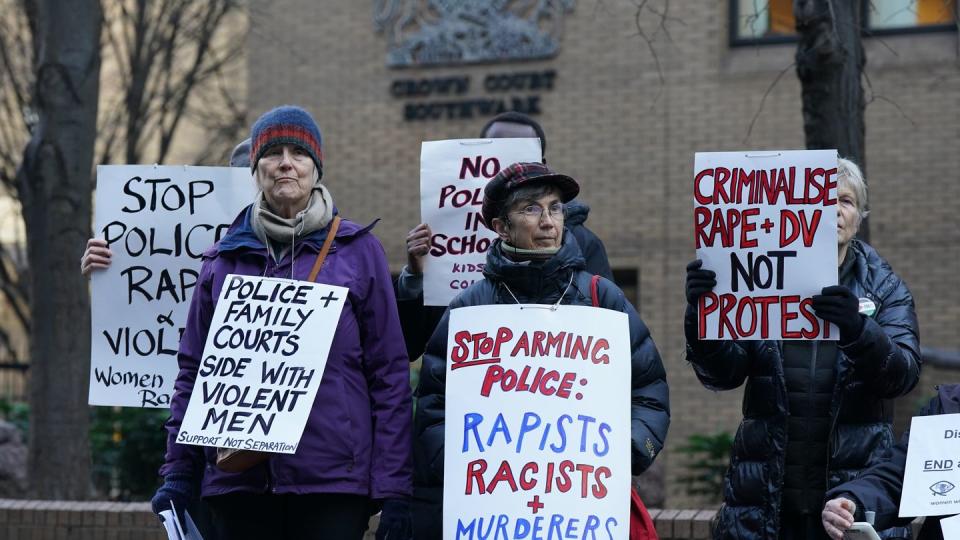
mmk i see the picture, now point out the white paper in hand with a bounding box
[941,513,960,538]
[159,509,183,540]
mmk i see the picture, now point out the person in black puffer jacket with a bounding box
[412,162,669,539]
[685,158,920,540]
[822,384,960,540]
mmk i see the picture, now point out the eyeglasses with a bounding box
[511,202,565,221]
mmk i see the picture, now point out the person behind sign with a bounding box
[396,111,613,364]
[820,384,960,540]
[684,158,921,540]
[80,138,253,540]
[150,106,413,540]
[412,162,669,538]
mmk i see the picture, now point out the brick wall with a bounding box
[246,1,960,506]
[0,500,721,539]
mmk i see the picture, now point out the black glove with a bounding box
[376,498,413,540]
[686,259,717,306]
[812,285,864,344]
[150,472,193,516]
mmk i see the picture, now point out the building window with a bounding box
[731,0,957,45]
[867,0,957,32]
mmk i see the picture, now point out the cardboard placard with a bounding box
[89,165,255,407]
[693,150,839,340]
[420,138,541,306]
[177,275,346,453]
[900,413,960,517]
[443,304,631,539]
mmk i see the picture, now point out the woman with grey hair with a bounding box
[684,157,920,540]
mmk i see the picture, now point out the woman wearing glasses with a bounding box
[410,162,670,538]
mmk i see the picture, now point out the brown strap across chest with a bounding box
[307,215,341,282]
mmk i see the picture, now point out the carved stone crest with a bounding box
[373,0,576,67]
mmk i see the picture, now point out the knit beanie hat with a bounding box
[249,105,323,177]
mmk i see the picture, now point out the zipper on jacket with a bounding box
[803,341,818,511]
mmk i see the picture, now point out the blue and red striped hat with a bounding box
[249,105,323,177]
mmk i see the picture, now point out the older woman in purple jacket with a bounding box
[150,106,413,540]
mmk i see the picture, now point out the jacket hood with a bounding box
[482,229,586,302]
[564,199,590,226]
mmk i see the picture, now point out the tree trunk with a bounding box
[17,0,101,499]
[794,0,868,240]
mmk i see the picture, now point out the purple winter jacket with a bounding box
[160,206,413,500]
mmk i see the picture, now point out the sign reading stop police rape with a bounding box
[694,150,839,340]
[420,138,541,306]
[178,275,346,453]
[444,305,631,540]
[90,166,255,407]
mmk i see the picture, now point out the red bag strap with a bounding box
[590,274,601,307]
[631,486,659,540]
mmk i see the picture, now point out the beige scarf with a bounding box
[251,184,335,262]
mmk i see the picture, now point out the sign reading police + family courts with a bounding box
[420,138,541,306]
[693,150,839,340]
[900,413,960,518]
[177,275,346,453]
[89,165,255,408]
[444,304,631,539]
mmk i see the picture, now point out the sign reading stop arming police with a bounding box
[444,305,631,539]
[694,150,839,340]
[89,165,255,408]
[420,138,541,306]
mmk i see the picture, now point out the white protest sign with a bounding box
[420,138,541,306]
[900,414,960,517]
[693,150,838,340]
[443,305,631,539]
[90,165,255,408]
[177,275,346,453]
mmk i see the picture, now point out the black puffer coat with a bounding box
[565,200,613,281]
[685,239,921,540]
[413,232,669,535]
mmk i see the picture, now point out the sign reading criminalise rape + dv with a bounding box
[444,304,631,540]
[177,275,346,453]
[420,138,541,306]
[694,150,838,340]
[89,165,255,408]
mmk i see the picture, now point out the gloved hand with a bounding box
[376,498,413,540]
[685,259,716,306]
[150,473,193,516]
[812,285,864,344]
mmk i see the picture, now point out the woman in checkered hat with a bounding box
[411,161,670,538]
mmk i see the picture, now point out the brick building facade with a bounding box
[246,1,959,505]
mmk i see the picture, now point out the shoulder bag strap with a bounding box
[590,274,601,307]
[307,215,341,282]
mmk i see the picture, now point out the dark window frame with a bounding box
[728,0,958,47]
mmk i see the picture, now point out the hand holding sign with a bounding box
[812,286,865,344]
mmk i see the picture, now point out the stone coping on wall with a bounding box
[0,499,719,539]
